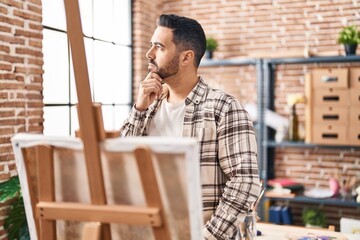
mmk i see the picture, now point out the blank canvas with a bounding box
[12,133,203,240]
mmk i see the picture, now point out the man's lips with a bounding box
[148,62,157,68]
[148,63,157,72]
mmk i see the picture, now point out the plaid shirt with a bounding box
[120,77,261,239]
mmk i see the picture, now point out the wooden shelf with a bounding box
[266,195,360,208]
[266,140,360,150]
[200,58,257,67]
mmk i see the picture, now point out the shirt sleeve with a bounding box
[203,99,261,239]
[119,105,147,136]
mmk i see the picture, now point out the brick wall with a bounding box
[132,0,164,99]
[0,0,358,237]
[157,0,360,229]
[0,0,43,238]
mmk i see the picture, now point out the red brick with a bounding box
[0,25,11,33]
[0,63,12,71]
[27,102,44,108]
[15,47,43,57]
[27,93,42,100]
[29,117,42,124]
[15,75,24,81]
[0,54,24,64]
[27,58,43,65]
[15,29,42,39]
[0,101,25,108]
[25,83,42,91]
[0,6,8,14]
[32,76,42,82]
[15,66,43,74]
[0,34,25,44]
[28,125,43,132]
[0,128,14,135]
[29,39,42,48]
[0,0,24,8]
[13,9,41,22]
[16,126,26,132]
[26,109,43,116]
[28,0,41,4]
[29,22,42,31]
[0,110,15,118]
[0,118,26,125]
[0,15,24,27]
[16,92,25,98]
[0,137,11,144]
[0,155,10,162]
[0,172,11,180]
[27,3,42,14]
[0,73,16,80]
[0,92,7,99]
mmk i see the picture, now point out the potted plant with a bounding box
[205,37,218,59]
[302,207,327,228]
[0,176,30,240]
[337,25,360,55]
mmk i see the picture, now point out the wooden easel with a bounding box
[20,0,171,239]
[28,143,171,240]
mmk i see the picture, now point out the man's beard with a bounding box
[149,53,180,79]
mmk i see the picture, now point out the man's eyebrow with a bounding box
[151,41,165,48]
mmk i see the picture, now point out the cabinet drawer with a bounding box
[312,124,348,145]
[349,108,359,146]
[350,88,360,106]
[350,68,360,88]
[312,68,348,88]
[350,108,360,127]
[349,130,360,146]
[312,106,348,124]
[313,88,349,106]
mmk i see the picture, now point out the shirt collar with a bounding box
[185,76,208,105]
[158,76,208,106]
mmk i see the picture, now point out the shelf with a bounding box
[266,140,360,150]
[266,195,360,208]
[199,55,360,67]
[269,55,360,64]
[198,55,360,216]
[200,58,257,67]
[259,55,360,217]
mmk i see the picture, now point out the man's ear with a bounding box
[181,50,194,65]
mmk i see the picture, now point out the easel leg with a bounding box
[82,222,101,240]
[36,145,56,240]
[134,147,172,240]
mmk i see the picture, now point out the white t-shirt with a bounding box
[148,99,186,137]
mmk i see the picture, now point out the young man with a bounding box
[120,14,261,239]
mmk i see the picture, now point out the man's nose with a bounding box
[146,46,155,59]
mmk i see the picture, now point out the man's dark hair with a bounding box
[158,14,206,68]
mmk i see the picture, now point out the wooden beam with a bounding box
[63,0,106,204]
[22,148,40,237]
[63,0,111,238]
[36,202,161,226]
[36,146,56,240]
[134,147,171,240]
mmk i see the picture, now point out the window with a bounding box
[42,0,132,136]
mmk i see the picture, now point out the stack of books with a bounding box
[269,206,293,225]
[265,178,304,198]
